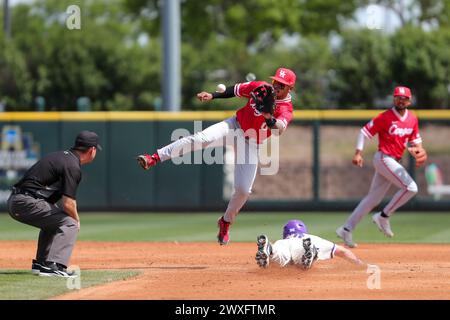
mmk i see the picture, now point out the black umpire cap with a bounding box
[73,130,102,151]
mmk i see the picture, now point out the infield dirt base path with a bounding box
[1,241,449,300]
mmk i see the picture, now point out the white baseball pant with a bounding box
[157,116,259,223]
[344,151,418,231]
[271,235,336,267]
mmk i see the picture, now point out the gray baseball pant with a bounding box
[157,116,259,223]
[344,151,418,231]
[7,193,78,267]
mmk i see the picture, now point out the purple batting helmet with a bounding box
[283,220,308,239]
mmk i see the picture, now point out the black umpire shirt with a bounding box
[13,149,82,204]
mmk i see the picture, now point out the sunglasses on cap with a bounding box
[394,96,410,100]
[272,80,286,89]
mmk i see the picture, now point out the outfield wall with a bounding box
[1,110,449,211]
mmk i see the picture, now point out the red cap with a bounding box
[393,86,412,99]
[270,67,296,87]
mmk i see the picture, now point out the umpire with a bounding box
[7,130,101,277]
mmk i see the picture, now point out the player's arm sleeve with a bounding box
[211,86,235,99]
[61,166,81,200]
[409,119,422,146]
[355,130,367,151]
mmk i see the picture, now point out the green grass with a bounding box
[0,269,140,300]
[0,212,448,300]
[1,212,449,243]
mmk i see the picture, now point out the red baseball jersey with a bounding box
[361,108,422,159]
[234,81,294,143]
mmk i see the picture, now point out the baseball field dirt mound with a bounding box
[1,241,449,300]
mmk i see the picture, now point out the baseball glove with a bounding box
[408,146,427,168]
[250,84,276,114]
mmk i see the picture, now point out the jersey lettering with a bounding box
[362,108,421,159]
[388,124,413,137]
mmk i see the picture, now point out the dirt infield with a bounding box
[1,241,449,300]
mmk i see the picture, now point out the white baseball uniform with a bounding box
[271,234,336,267]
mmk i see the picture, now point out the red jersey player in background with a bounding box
[137,68,296,245]
[336,86,427,248]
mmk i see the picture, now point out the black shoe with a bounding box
[31,259,45,275]
[38,261,76,278]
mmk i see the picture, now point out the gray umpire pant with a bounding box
[7,193,78,267]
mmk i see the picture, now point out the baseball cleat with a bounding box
[336,226,357,248]
[31,259,45,275]
[255,234,272,268]
[301,238,318,270]
[136,153,159,170]
[217,216,230,245]
[38,261,77,278]
[372,212,394,237]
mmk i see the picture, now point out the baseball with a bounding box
[246,73,256,82]
[216,84,226,93]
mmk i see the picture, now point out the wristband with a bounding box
[211,86,235,99]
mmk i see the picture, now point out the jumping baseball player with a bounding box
[137,67,296,245]
[255,219,367,270]
[336,86,427,248]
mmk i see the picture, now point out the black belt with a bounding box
[11,187,45,200]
